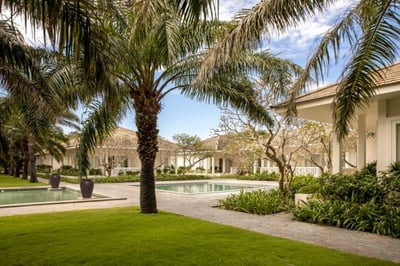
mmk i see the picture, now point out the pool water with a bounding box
[0,187,99,205]
[155,182,257,194]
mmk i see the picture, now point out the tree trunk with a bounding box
[22,158,29,180]
[134,94,160,214]
[22,139,29,179]
[9,161,15,176]
[3,163,9,175]
[14,156,21,178]
[28,136,38,183]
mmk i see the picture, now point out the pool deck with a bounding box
[1,179,399,263]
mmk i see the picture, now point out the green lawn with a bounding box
[0,207,395,265]
[0,174,47,187]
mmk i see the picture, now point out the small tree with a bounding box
[216,81,333,193]
[172,133,214,174]
[97,136,135,177]
[297,121,333,173]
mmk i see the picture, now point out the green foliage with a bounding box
[0,207,391,265]
[234,172,280,181]
[177,166,190,174]
[388,161,400,177]
[36,164,52,173]
[118,170,139,176]
[60,173,210,184]
[156,174,211,181]
[58,165,80,176]
[359,161,377,177]
[291,175,320,195]
[292,199,400,238]
[219,189,292,215]
[318,173,385,204]
[89,168,102,175]
[293,168,400,238]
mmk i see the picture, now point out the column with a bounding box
[332,132,342,173]
[357,114,366,170]
[211,157,215,174]
[222,158,226,173]
[376,100,388,173]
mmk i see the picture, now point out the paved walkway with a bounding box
[1,180,399,263]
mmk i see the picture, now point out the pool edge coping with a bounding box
[0,186,127,208]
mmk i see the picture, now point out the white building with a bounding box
[273,62,400,173]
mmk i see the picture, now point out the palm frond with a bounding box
[76,84,130,176]
[333,0,400,140]
[287,1,365,117]
[196,0,334,82]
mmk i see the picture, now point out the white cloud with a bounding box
[218,0,259,21]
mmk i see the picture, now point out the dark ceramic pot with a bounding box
[80,179,94,198]
[49,173,61,189]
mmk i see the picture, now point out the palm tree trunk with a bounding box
[14,156,21,177]
[28,135,38,183]
[134,95,160,214]
[22,140,29,179]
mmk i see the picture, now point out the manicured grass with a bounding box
[0,175,46,187]
[0,207,394,265]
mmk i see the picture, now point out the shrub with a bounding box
[89,168,102,175]
[292,199,400,238]
[291,175,320,195]
[219,189,292,215]
[318,173,385,204]
[234,172,280,181]
[36,164,52,173]
[359,161,377,177]
[292,168,400,238]
[58,165,80,176]
[156,174,211,181]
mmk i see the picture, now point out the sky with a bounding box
[3,0,355,141]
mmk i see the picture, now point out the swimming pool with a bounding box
[0,187,123,208]
[155,181,269,194]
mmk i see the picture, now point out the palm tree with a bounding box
[2,0,298,212]
[197,0,400,140]
[76,2,299,213]
[1,45,79,181]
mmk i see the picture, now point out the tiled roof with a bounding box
[201,135,227,150]
[281,61,400,105]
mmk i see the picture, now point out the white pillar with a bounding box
[211,157,215,174]
[377,100,388,173]
[222,158,226,173]
[174,153,178,174]
[332,132,342,173]
[357,114,366,170]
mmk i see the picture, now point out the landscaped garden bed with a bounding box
[219,162,400,238]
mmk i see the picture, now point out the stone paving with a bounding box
[1,180,399,263]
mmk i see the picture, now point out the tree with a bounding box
[0,46,79,182]
[97,135,135,177]
[198,0,400,140]
[76,2,282,214]
[172,133,213,174]
[216,81,333,193]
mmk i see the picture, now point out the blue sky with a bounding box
[118,0,353,141]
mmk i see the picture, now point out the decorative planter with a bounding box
[49,173,61,189]
[80,179,94,198]
[295,193,313,206]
